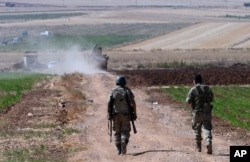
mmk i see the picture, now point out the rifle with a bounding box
[108,119,112,142]
[108,95,113,142]
[125,90,137,134]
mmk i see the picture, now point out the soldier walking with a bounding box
[107,76,137,155]
[186,74,214,154]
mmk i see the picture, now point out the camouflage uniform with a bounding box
[186,81,214,154]
[107,84,136,155]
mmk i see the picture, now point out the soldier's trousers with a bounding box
[192,111,212,143]
[113,113,131,145]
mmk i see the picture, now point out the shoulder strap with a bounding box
[196,85,211,102]
[124,87,130,104]
[196,86,203,95]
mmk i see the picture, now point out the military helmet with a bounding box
[116,76,126,86]
[193,74,202,84]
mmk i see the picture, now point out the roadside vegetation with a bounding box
[0,72,50,109]
[161,85,250,131]
[0,72,84,161]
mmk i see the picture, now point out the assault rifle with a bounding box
[108,97,114,142]
[108,119,112,142]
[125,90,137,134]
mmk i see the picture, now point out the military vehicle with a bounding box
[89,45,109,71]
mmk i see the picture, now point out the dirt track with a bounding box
[66,72,248,162]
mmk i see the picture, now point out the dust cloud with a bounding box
[41,45,107,75]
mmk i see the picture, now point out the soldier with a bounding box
[107,76,137,155]
[186,74,214,154]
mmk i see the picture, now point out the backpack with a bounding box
[194,85,212,112]
[112,87,129,114]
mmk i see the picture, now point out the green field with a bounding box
[0,73,50,109]
[0,23,191,52]
[0,13,85,21]
[161,85,250,131]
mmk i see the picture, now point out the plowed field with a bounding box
[113,65,250,87]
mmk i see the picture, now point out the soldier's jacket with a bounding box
[107,85,136,117]
[186,83,214,113]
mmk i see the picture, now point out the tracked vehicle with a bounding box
[89,45,109,71]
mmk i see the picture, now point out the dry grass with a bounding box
[106,48,250,69]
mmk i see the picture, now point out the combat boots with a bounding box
[116,144,121,155]
[206,140,212,154]
[196,141,202,152]
[121,143,127,155]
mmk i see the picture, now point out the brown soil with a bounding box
[112,65,250,86]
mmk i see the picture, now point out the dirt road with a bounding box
[67,72,246,162]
